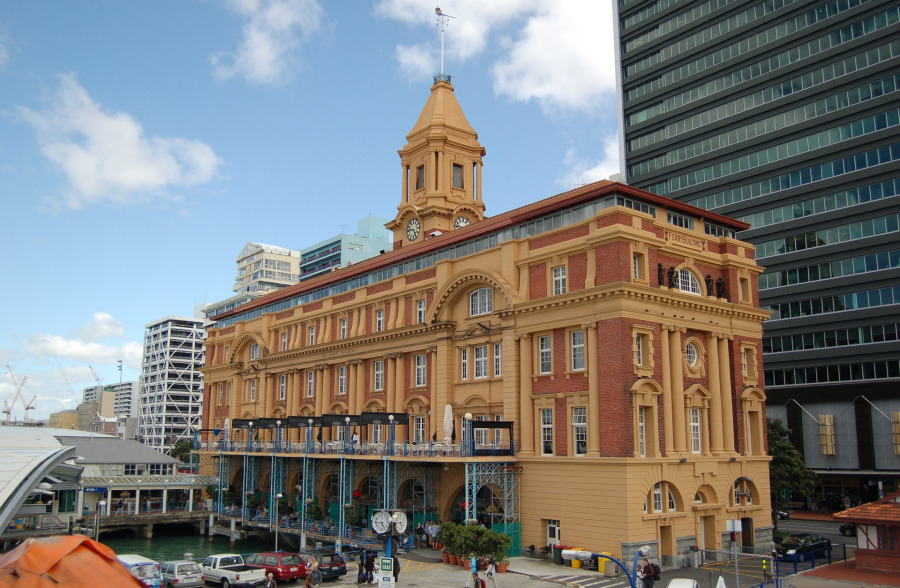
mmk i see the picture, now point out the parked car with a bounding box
[772,509,790,520]
[201,553,267,587]
[666,580,701,588]
[117,554,163,588]
[245,552,307,582]
[839,523,856,537]
[160,560,204,588]
[774,534,832,560]
[298,549,347,581]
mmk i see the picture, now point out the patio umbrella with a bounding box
[443,405,453,445]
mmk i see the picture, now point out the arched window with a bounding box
[677,268,702,295]
[646,481,679,513]
[250,343,260,359]
[470,287,493,316]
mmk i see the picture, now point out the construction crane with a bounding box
[4,364,34,424]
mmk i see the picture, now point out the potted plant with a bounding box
[436,521,458,564]
[478,528,512,573]
[306,502,322,521]
[455,523,485,567]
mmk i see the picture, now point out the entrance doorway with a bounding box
[546,519,560,547]
[700,515,716,551]
[740,516,754,551]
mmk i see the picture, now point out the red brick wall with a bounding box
[275,309,294,320]
[334,291,356,304]
[529,224,589,250]
[569,252,587,291]
[218,326,236,336]
[597,318,638,457]
[595,241,631,285]
[406,267,436,284]
[368,281,393,295]
[530,263,547,299]
[304,301,323,312]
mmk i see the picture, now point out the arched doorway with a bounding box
[447,485,500,525]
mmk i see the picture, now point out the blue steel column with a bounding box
[465,462,477,523]
[382,458,397,510]
[337,456,354,546]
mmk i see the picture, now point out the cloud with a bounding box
[212,0,324,84]
[21,335,142,368]
[69,312,125,342]
[376,0,615,114]
[395,43,436,81]
[18,75,222,210]
[560,134,622,187]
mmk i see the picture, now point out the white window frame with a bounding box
[470,288,493,316]
[281,332,288,351]
[553,266,567,295]
[493,343,502,377]
[413,416,425,443]
[415,354,426,387]
[677,268,702,295]
[494,413,503,445]
[573,406,587,455]
[653,482,663,513]
[460,348,468,380]
[638,406,647,457]
[374,361,384,391]
[217,383,223,406]
[474,345,488,378]
[338,366,347,395]
[279,375,286,400]
[376,309,384,332]
[307,371,315,397]
[571,330,585,371]
[417,299,426,324]
[690,407,701,454]
[541,408,553,455]
[474,415,488,445]
[539,335,552,374]
[249,379,257,402]
[340,318,348,340]
[308,326,316,346]
[685,342,699,366]
[250,343,260,360]
[636,333,645,366]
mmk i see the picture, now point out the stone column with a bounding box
[394,353,405,418]
[428,346,439,437]
[660,327,674,454]
[585,322,601,455]
[476,162,483,202]
[518,333,535,455]
[348,362,358,415]
[706,333,724,453]
[314,366,325,417]
[669,328,686,453]
[262,373,273,420]
[386,356,397,413]
[718,336,736,452]
[355,361,366,418]
[402,164,409,203]
[321,365,332,442]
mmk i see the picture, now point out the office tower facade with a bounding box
[298,215,393,282]
[615,0,900,499]
[140,315,207,453]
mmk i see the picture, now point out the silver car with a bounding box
[160,560,204,588]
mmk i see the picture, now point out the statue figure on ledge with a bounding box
[667,266,676,288]
[716,276,726,299]
[705,274,714,296]
[657,263,665,286]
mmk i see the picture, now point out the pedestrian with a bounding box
[144,497,151,512]
[392,554,400,584]
[640,558,655,588]
[265,572,278,588]
[115,499,124,515]
[465,553,479,588]
[307,559,322,588]
[484,556,499,588]
[364,551,375,584]
[414,522,424,549]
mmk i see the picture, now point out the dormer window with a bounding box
[452,163,464,189]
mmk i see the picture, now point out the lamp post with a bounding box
[464,412,474,457]
[388,414,395,456]
[274,493,283,552]
[95,500,106,541]
[248,421,254,452]
[344,416,351,453]
[307,418,314,453]
[276,420,282,452]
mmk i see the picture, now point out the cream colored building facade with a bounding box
[199,78,772,564]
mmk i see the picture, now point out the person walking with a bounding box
[392,554,400,584]
[307,558,322,588]
[484,556,499,588]
[264,572,277,588]
[640,558,655,588]
[465,553,479,588]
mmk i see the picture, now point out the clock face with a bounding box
[406,218,420,241]
[372,510,391,534]
[454,216,470,229]
[392,510,408,534]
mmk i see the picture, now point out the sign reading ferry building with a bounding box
[199,76,771,565]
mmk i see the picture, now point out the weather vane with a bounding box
[435,6,455,78]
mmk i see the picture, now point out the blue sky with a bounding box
[0,0,618,420]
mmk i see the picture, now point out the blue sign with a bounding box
[84,487,107,493]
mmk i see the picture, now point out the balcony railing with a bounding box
[200,439,516,458]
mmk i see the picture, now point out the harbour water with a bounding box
[100,524,273,563]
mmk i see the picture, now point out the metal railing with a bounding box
[200,439,517,458]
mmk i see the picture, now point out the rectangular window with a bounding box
[373,424,383,443]
[279,375,286,401]
[415,354,426,387]
[819,413,836,454]
[416,165,425,190]
[308,326,316,346]
[553,266,567,295]
[452,163,464,188]
[474,345,488,378]
[573,407,587,455]
[338,366,347,395]
[494,413,503,445]
[460,348,468,380]
[541,408,554,455]
[250,343,260,359]
[474,415,488,445]
[417,299,426,324]
[281,332,288,351]
[638,407,647,457]
[374,361,384,391]
[414,416,425,443]
[340,318,348,339]
[307,371,315,397]
[493,343,502,377]
[376,309,384,332]
[667,211,695,229]
[690,407,701,454]
[249,379,257,402]
[633,253,645,279]
[539,335,552,374]
[571,330,585,371]
[217,383,223,406]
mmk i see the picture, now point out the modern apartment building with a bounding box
[234,242,302,296]
[198,76,771,564]
[614,0,900,500]
[298,215,393,281]
[83,381,139,418]
[140,315,207,454]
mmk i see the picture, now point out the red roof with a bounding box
[213,180,750,323]
[833,490,900,525]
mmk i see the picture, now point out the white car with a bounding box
[666,579,701,588]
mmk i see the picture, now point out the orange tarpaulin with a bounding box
[0,535,146,587]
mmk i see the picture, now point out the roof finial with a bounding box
[435,6,454,83]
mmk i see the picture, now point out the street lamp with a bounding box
[464,412,474,457]
[307,418,314,452]
[95,500,106,540]
[388,414,395,455]
[274,493,283,552]
[344,416,351,453]
[248,421,254,452]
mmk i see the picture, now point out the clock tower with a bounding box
[387,75,486,247]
